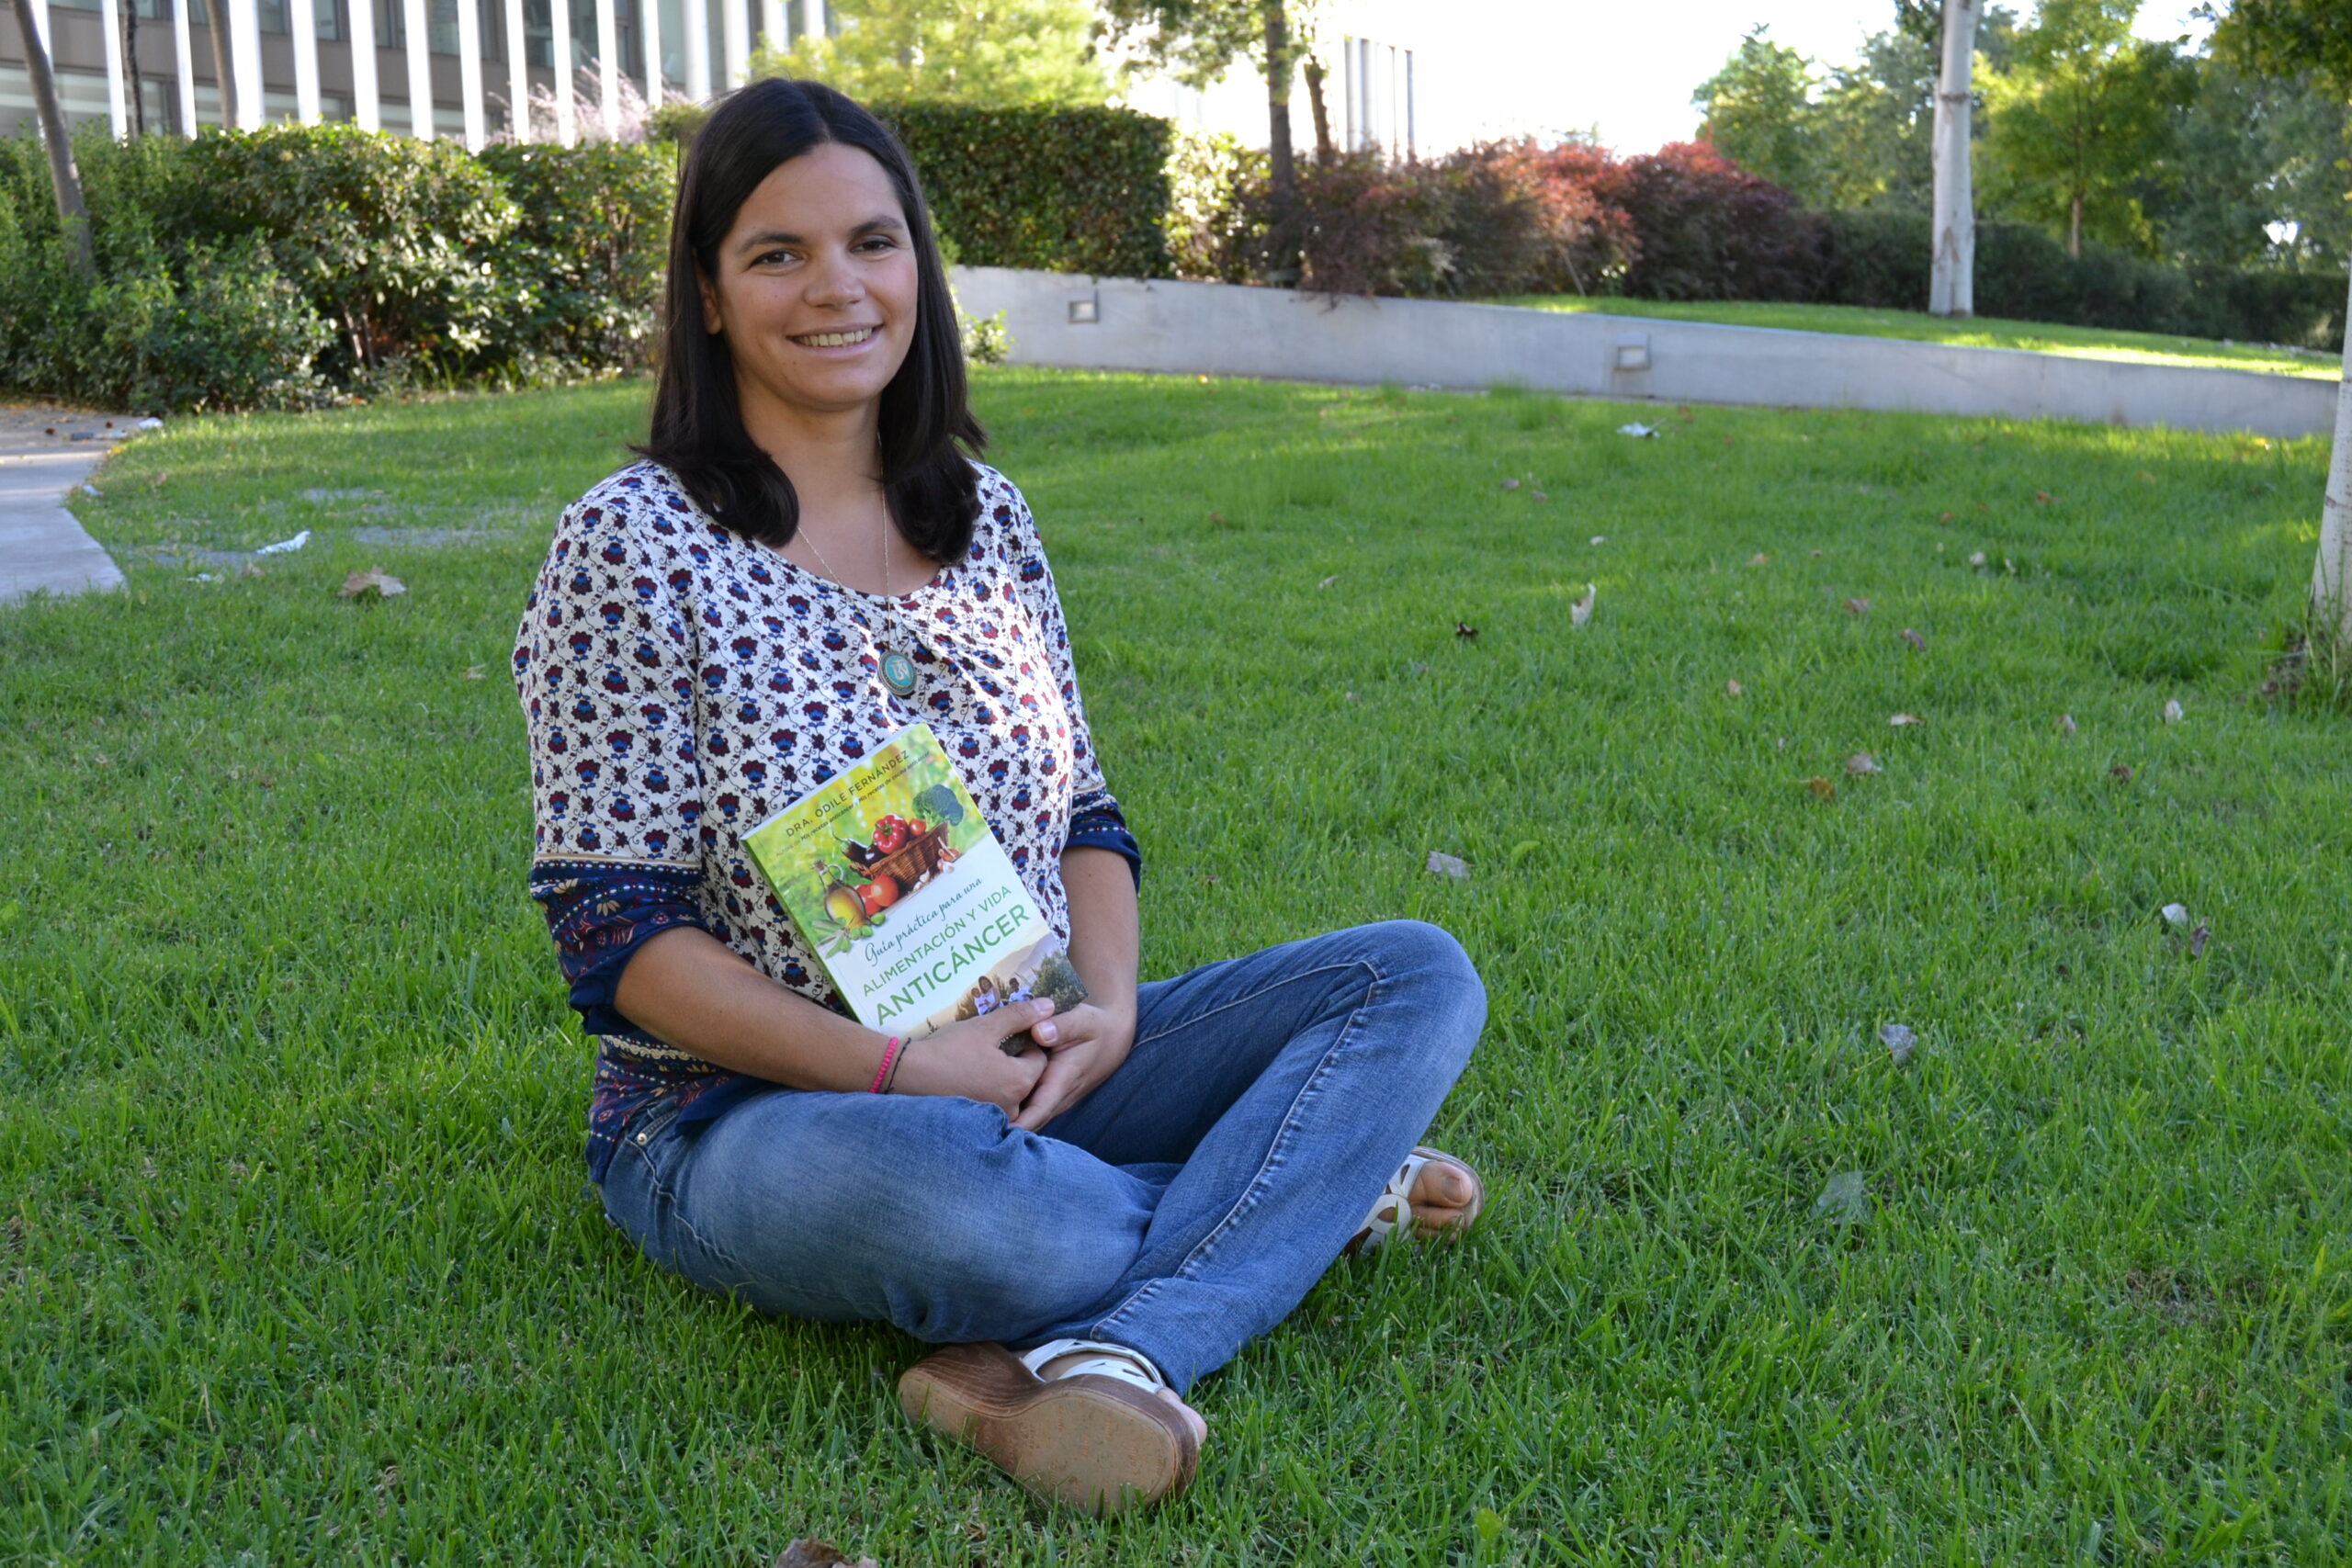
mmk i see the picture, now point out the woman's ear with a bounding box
[695,265,724,337]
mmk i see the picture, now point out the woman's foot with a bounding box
[1349,1146,1487,1253]
[899,1340,1200,1513]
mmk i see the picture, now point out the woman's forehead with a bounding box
[732,143,905,231]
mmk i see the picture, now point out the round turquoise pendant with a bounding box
[879,649,918,698]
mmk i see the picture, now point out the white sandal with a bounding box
[1349,1145,1487,1254]
[899,1337,1197,1513]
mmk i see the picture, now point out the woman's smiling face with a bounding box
[698,141,920,424]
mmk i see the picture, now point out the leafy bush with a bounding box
[477,141,675,372]
[876,102,1176,277]
[170,124,520,381]
[1594,141,1826,302]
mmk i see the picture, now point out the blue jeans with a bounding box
[595,919,1486,1393]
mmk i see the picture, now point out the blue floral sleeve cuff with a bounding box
[1065,791,1142,890]
[530,860,710,1042]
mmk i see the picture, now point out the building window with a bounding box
[380,0,502,59]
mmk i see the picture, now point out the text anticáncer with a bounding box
[863,886,1030,1022]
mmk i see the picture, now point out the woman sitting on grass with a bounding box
[512,76,1488,1512]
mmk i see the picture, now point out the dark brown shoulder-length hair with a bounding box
[635,77,986,560]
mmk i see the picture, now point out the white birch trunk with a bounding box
[2314,267,2352,646]
[403,0,433,137]
[551,0,576,143]
[291,0,321,122]
[1929,0,1978,318]
[684,0,707,101]
[503,0,527,138]
[457,0,484,147]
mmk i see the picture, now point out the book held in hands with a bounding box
[741,721,1086,1044]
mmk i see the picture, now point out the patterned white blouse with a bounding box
[512,459,1136,1172]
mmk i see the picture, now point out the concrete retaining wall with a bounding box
[951,265,2337,439]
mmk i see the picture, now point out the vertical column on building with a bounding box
[503,0,528,137]
[228,0,266,126]
[293,0,322,121]
[721,0,747,90]
[98,0,128,134]
[684,0,708,100]
[756,0,781,57]
[402,0,434,136]
[796,0,818,46]
[347,0,379,128]
[594,0,616,135]
[457,0,484,144]
[1404,50,1414,161]
[170,0,198,133]
[551,0,577,142]
[641,0,662,108]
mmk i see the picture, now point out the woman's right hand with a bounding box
[889,999,1056,1114]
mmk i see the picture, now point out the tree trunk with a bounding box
[202,0,235,127]
[1261,0,1295,212]
[12,0,96,284]
[2313,265,2352,648]
[1304,51,1332,164]
[1928,0,1977,317]
[124,0,144,136]
[2068,193,2082,258]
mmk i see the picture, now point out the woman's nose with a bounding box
[804,249,866,307]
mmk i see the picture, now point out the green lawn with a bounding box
[1487,294,2342,379]
[6,372,2348,1563]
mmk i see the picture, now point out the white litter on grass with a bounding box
[2161,903,2191,929]
[1617,422,1658,438]
[1569,582,1597,627]
[1425,851,1471,880]
[81,484,99,496]
[136,416,164,430]
[254,529,311,556]
[188,572,218,582]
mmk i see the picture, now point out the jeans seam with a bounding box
[1091,953,1386,1342]
[616,1119,752,1280]
[1130,958,1383,1052]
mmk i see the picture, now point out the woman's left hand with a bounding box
[1012,1000,1136,1131]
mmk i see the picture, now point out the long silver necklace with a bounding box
[799,512,919,700]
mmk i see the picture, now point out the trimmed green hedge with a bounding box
[875,102,1177,279]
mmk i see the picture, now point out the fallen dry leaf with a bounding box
[2056,713,2077,735]
[1207,510,1225,525]
[1725,679,1744,696]
[1532,490,1549,502]
[463,664,485,681]
[774,1540,879,1568]
[1889,713,1923,728]
[1318,574,1339,589]
[1845,752,1882,775]
[2034,490,2052,504]
[1454,622,1478,640]
[2162,698,2184,723]
[1805,776,1838,800]
[2189,923,2211,958]
[1814,1171,1871,1224]
[1898,627,1927,650]
[1500,478,1521,491]
[337,568,406,601]
[1967,551,1988,568]
[1843,597,1871,616]
[2136,469,2155,482]
[1809,548,1824,558]
[1426,851,1471,880]
[1748,552,1770,567]
[1569,583,1597,628]
[2110,763,2134,783]
[2161,902,2191,929]
[1939,510,1955,523]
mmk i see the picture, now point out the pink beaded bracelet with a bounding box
[868,1035,903,1095]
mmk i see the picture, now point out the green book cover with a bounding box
[741,722,1083,1042]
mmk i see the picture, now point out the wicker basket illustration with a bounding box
[863,823,955,892]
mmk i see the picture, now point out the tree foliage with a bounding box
[755,0,1114,107]
[1976,0,2194,254]
[2209,0,2352,96]
[1692,28,1823,203]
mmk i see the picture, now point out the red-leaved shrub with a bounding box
[1589,141,1824,301]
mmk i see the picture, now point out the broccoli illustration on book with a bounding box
[741,722,1085,1049]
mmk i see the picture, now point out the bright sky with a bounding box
[1418,0,2213,152]
[1133,1,2217,155]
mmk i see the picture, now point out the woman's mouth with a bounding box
[793,327,877,348]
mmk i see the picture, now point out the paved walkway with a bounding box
[0,405,132,606]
